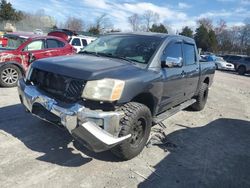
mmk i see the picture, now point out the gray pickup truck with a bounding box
[18,33,215,160]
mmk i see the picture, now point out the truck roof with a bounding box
[106,32,195,43]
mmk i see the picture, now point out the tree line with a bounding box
[1,0,250,55]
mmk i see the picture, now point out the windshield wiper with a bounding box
[96,52,136,64]
[79,51,100,57]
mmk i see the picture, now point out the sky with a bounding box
[8,0,250,32]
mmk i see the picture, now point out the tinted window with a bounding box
[230,56,242,61]
[47,39,65,48]
[72,38,81,46]
[24,40,44,51]
[162,42,182,61]
[81,39,87,46]
[244,57,250,62]
[183,43,196,65]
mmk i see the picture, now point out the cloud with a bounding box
[178,2,191,9]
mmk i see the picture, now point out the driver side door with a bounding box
[158,41,186,113]
[21,39,47,68]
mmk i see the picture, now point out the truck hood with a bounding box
[32,54,146,80]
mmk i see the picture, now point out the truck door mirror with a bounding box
[162,57,183,68]
[28,53,36,63]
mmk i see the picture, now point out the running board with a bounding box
[153,99,196,124]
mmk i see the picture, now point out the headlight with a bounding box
[82,78,125,102]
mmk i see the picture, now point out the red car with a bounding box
[0,32,76,87]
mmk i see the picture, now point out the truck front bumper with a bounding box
[17,79,130,152]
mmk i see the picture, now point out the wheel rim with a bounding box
[1,68,19,85]
[130,117,146,148]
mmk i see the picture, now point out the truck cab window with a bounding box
[72,38,81,46]
[162,42,182,61]
[81,39,88,46]
[183,43,196,65]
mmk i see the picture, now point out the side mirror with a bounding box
[162,57,183,68]
[28,53,36,63]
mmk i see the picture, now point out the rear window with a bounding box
[47,39,65,48]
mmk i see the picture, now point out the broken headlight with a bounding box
[82,78,125,102]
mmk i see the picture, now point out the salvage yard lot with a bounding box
[0,71,250,188]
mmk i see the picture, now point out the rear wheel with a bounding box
[111,102,152,160]
[238,66,246,75]
[0,64,22,87]
[190,83,208,111]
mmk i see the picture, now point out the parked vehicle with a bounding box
[214,57,234,71]
[0,32,76,87]
[18,33,215,160]
[33,29,44,35]
[234,56,250,75]
[48,30,96,53]
[221,55,250,75]
[69,35,96,53]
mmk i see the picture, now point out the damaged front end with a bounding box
[17,75,131,152]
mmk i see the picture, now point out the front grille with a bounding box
[30,68,85,103]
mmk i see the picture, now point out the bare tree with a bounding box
[197,18,213,31]
[215,19,227,35]
[64,17,84,31]
[128,13,141,31]
[88,13,113,34]
[143,10,159,31]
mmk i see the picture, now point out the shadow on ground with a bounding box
[139,118,250,188]
[0,104,119,167]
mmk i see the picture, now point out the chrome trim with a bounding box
[18,80,130,151]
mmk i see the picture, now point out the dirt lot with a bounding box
[0,71,250,188]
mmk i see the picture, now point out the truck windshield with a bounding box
[4,36,27,50]
[82,35,163,64]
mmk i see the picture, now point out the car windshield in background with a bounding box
[82,35,163,64]
[4,36,27,50]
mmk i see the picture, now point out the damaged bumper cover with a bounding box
[17,79,130,152]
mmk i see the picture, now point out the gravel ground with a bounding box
[0,71,250,188]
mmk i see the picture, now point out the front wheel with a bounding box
[111,102,152,160]
[0,64,22,87]
[190,83,209,111]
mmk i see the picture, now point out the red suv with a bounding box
[0,32,76,87]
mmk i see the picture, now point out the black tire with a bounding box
[190,83,208,111]
[238,66,246,75]
[111,102,152,160]
[0,64,22,87]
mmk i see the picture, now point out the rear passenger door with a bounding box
[45,38,66,57]
[182,43,200,99]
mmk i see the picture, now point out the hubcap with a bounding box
[1,68,19,85]
[130,118,146,147]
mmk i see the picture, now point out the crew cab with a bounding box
[18,33,215,160]
[0,32,76,87]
